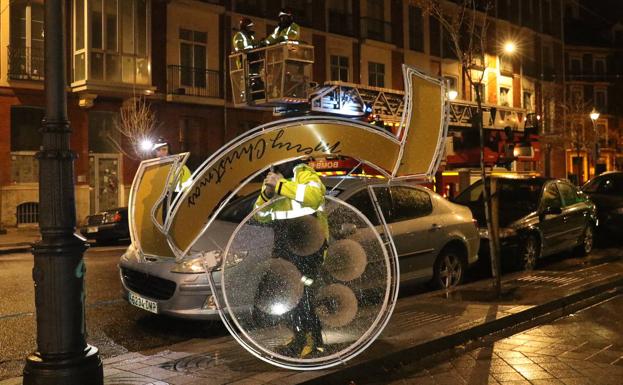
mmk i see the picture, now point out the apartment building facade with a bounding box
[559,1,623,184]
[0,0,613,227]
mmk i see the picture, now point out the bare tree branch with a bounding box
[106,96,160,160]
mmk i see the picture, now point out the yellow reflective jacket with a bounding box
[264,22,300,45]
[174,165,192,193]
[254,164,326,222]
[232,30,257,52]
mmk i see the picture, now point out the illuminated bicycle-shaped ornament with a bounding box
[127,65,448,370]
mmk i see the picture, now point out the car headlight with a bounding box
[478,227,516,239]
[170,249,249,273]
[498,227,517,238]
[479,228,489,238]
[120,244,140,263]
[171,256,207,274]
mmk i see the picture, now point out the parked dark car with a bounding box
[453,177,597,270]
[80,207,130,244]
[582,171,623,237]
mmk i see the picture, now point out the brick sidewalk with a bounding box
[358,294,623,385]
[2,256,622,385]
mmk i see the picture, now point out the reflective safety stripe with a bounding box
[271,206,316,220]
[295,184,307,202]
[307,181,321,188]
[256,210,271,218]
[269,201,324,220]
[175,178,193,193]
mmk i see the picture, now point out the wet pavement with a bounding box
[356,294,623,385]
[0,250,618,385]
[1,235,622,384]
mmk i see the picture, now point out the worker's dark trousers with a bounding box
[269,216,326,348]
[287,251,325,347]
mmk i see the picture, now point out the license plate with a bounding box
[87,226,98,233]
[128,291,158,314]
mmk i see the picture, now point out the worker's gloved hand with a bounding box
[263,172,282,199]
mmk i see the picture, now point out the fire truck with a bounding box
[229,41,541,195]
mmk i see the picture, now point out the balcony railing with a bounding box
[167,65,221,98]
[361,17,393,43]
[328,11,355,37]
[7,46,44,81]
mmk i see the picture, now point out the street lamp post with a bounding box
[590,108,600,178]
[23,0,103,384]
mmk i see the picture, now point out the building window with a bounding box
[472,83,485,103]
[180,28,207,88]
[330,55,349,82]
[11,106,44,151]
[570,86,583,103]
[500,87,510,106]
[408,6,424,52]
[9,1,44,80]
[523,91,533,111]
[89,111,119,153]
[234,0,265,18]
[429,17,441,57]
[595,88,607,111]
[500,54,513,74]
[594,58,606,75]
[73,0,150,85]
[327,0,354,36]
[288,0,312,26]
[570,57,582,75]
[11,106,44,183]
[368,61,385,87]
[364,0,388,42]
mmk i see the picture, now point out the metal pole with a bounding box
[589,118,599,179]
[23,0,103,384]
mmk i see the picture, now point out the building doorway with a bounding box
[89,154,121,214]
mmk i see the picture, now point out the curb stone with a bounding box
[299,276,623,385]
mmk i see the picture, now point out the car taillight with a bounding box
[113,212,122,222]
[472,218,478,228]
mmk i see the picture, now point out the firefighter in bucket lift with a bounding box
[232,17,258,52]
[254,159,328,358]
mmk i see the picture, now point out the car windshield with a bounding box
[582,178,601,193]
[454,178,544,226]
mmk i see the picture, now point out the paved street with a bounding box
[356,294,623,385]
[0,245,229,381]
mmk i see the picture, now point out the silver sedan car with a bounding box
[119,177,480,320]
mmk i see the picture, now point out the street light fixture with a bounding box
[590,108,600,178]
[590,108,600,121]
[504,41,516,54]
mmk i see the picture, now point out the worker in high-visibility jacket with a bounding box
[153,137,191,193]
[232,17,257,52]
[263,9,300,46]
[153,137,191,223]
[254,160,328,358]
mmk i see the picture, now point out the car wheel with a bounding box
[575,224,594,257]
[432,248,465,290]
[518,234,540,271]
